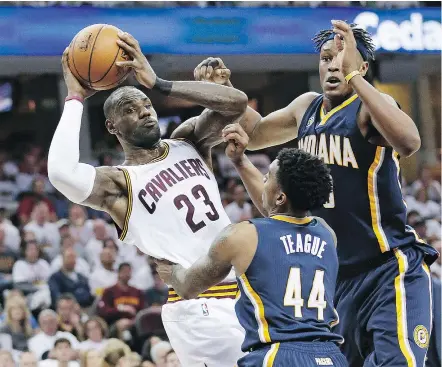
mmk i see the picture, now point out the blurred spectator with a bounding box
[0,290,39,329]
[101,338,132,367]
[28,309,78,360]
[19,351,38,367]
[0,228,17,292]
[165,350,181,367]
[411,166,441,203]
[224,184,252,223]
[55,294,85,341]
[12,240,50,284]
[40,337,80,367]
[12,241,51,310]
[145,271,168,307]
[0,350,15,367]
[80,349,103,367]
[48,252,94,307]
[16,153,41,193]
[89,247,118,297]
[0,296,34,351]
[78,316,108,351]
[24,202,60,260]
[97,263,144,342]
[150,341,172,367]
[50,235,90,277]
[0,168,19,213]
[406,188,441,220]
[0,208,20,253]
[85,219,115,269]
[407,210,440,244]
[68,204,93,247]
[129,253,154,292]
[17,177,56,225]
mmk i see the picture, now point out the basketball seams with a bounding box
[87,24,105,88]
[91,45,124,84]
[69,34,90,84]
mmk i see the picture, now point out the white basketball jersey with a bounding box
[117,139,232,269]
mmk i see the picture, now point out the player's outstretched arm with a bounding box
[223,124,267,217]
[48,48,127,228]
[156,222,257,300]
[332,20,420,157]
[191,57,319,151]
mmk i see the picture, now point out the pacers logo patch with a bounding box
[413,325,429,348]
[306,115,315,128]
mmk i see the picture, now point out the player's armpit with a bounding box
[246,92,318,151]
[82,167,128,229]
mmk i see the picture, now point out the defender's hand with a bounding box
[116,32,157,88]
[223,124,249,164]
[155,259,177,284]
[331,20,362,77]
[62,47,96,100]
[194,57,232,86]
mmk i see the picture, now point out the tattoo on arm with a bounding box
[168,225,236,299]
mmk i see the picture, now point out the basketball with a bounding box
[68,24,131,91]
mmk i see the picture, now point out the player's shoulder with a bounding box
[293,91,321,107]
[312,216,337,248]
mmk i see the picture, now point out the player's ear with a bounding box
[275,191,287,207]
[359,61,369,77]
[105,119,117,135]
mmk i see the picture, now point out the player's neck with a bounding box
[122,140,166,165]
[269,208,309,218]
[323,91,356,113]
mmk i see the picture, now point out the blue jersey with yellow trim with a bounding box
[235,216,342,352]
[297,94,437,267]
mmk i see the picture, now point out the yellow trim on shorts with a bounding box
[239,274,271,343]
[119,168,133,241]
[368,147,390,252]
[264,343,280,367]
[394,249,417,367]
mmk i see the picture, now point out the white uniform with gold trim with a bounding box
[117,139,244,366]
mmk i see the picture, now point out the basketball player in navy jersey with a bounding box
[193,20,438,367]
[157,137,348,367]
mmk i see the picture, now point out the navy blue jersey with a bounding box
[297,94,438,267]
[235,215,342,352]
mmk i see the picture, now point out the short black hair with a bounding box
[54,338,71,348]
[103,86,147,121]
[118,262,131,272]
[276,148,332,211]
[313,23,376,61]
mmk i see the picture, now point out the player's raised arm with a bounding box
[48,49,126,228]
[331,20,420,157]
[190,57,319,151]
[156,222,257,299]
[222,124,267,216]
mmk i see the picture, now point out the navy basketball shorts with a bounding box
[237,342,348,367]
[334,246,433,367]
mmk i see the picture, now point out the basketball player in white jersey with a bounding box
[48,32,256,366]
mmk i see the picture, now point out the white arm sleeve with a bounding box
[48,100,96,204]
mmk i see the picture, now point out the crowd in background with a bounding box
[0,115,440,366]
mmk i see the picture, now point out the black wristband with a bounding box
[153,77,173,96]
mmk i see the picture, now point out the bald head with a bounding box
[104,86,149,121]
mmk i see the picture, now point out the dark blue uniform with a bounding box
[236,216,347,367]
[297,94,439,366]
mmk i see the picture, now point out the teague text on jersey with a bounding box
[138,158,210,214]
[298,134,359,169]
[280,233,327,259]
